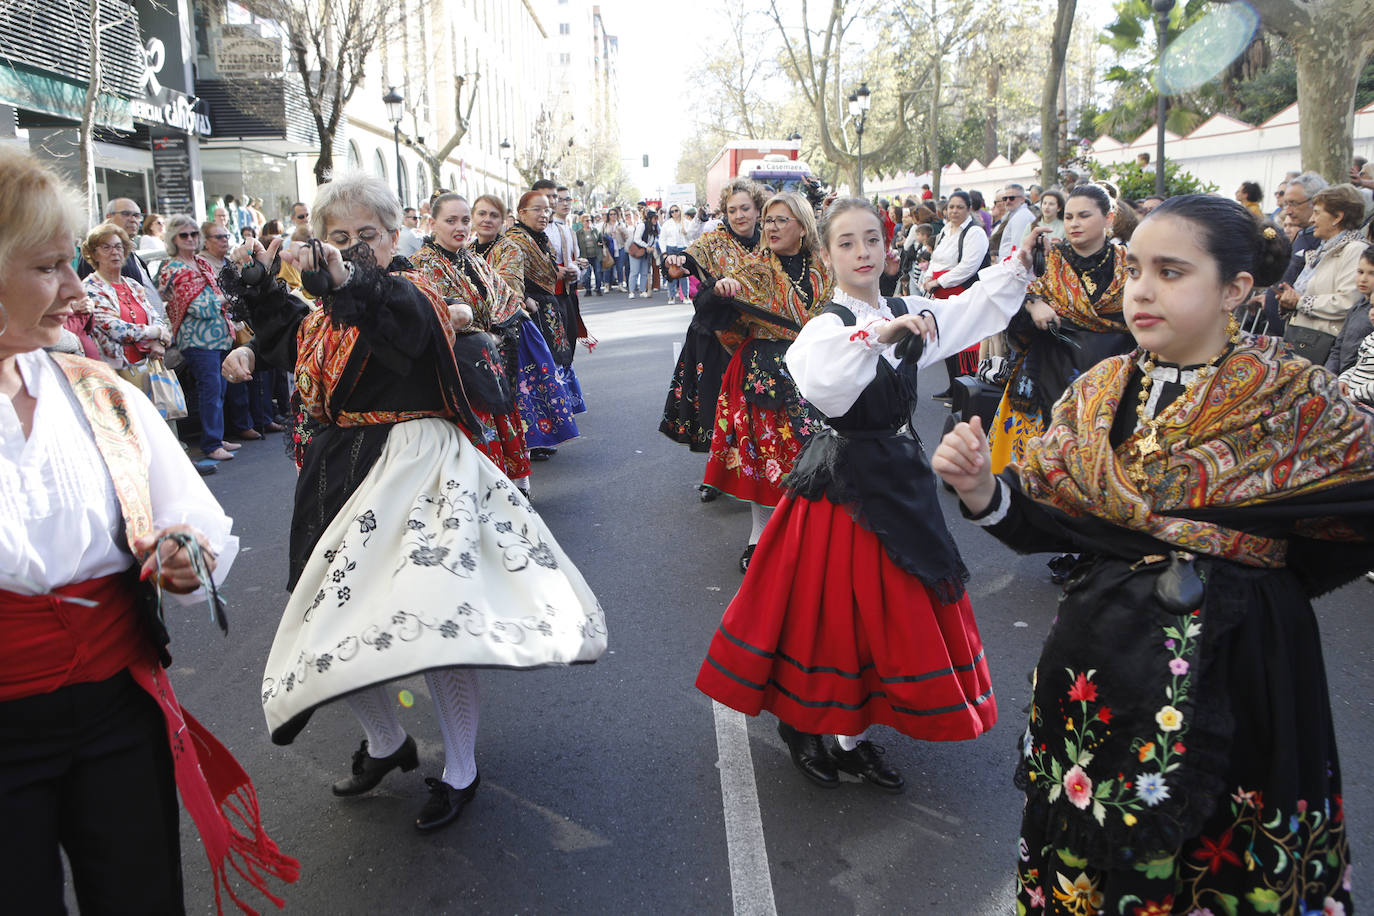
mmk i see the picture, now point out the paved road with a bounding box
[165,289,1374,914]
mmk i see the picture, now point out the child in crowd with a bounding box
[1336,245,1374,402]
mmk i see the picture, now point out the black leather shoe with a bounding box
[931,389,953,402]
[699,486,718,503]
[529,447,558,461]
[415,772,480,832]
[829,739,905,793]
[331,736,418,796]
[776,722,839,788]
[739,543,757,574]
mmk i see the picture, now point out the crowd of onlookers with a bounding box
[46,155,1374,475]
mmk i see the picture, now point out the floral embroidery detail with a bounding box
[1052,871,1104,916]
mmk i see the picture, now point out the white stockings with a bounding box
[344,669,481,789]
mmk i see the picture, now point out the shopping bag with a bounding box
[146,358,188,420]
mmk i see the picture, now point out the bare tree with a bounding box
[1040,0,1077,189]
[512,105,573,188]
[769,0,920,194]
[242,0,396,184]
[398,72,480,190]
[1221,0,1374,180]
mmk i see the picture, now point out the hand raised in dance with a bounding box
[932,416,997,515]
[876,312,938,345]
[133,524,216,594]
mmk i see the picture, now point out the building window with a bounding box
[559,53,571,65]
[416,168,428,206]
[559,22,570,34]
[398,160,410,206]
[348,141,363,171]
[374,149,388,181]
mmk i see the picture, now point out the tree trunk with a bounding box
[79,0,102,224]
[928,59,942,200]
[1291,32,1369,182]
[983,58,1000,165]
[314,130,335,185]
[1040,0,1076,189]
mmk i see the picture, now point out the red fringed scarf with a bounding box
[40,355,300,913]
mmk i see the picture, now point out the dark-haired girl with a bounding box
[697,199,1043,791]
[987,183,1134,475]
[935,195,1368,915]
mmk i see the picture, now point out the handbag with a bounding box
[145,358,188,420]
[628,242,646,258]
[600,250,614,270]
[1283,322,1336,365]
[233,322,254,346]
[451,330,515,414]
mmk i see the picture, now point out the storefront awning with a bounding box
[0,63,133,131]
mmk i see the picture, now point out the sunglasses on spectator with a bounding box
[206,233,230,241]
[999,195,1021,203]
[177,231,200,239]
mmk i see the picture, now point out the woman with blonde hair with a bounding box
[674,190,832,569]
[0,153,296,913]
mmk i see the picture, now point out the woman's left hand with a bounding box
[134,524,216,594]
[1018,225,1053,271]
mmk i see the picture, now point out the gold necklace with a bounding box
[1073,243,1114,297]
[776,250,812,307]
[1128,319,1241,483]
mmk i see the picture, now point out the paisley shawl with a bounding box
[1019,335,1374,567]
[504,223,562,295]
[293,271,464,428]
[685,227,760,350]
[1026,241,1127,333]
[473,235,525,301]
[410,241,522,327]
[726,251,834,342]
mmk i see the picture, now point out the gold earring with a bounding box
[1226,313,1241,342]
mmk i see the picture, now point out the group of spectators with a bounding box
[52,196,308,473]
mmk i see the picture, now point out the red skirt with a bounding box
[931,273,979,373]
[701,346,819,507]
[695,494,997,740]
[472,407,531,481]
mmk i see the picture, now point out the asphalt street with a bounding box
[160,288,1374,915]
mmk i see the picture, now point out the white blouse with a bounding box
[786,259,1031,418]
[928,216,990,288]
[0,350,238,598]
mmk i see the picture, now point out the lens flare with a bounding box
[1159,2,1260,96]
[398,689,415,708]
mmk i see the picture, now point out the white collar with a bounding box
[831,287,892,322]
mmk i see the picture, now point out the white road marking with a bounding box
[711,701,778,916]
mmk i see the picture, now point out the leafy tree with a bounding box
[1088,157,1218,198]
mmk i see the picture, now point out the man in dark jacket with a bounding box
[576,214,604,296]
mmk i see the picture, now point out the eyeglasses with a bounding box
[205,233,230,241]
[999,195,1021,203]
[1283,197,1311,209]
[97,242,125,254]
[762,216,793,228]
[177,231,201,239]
[326,227,388,246]
[112,209,142,219]
[519,207,553,215]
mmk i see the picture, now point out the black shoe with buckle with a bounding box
[415,772,480,832]
[739,543,757,574]
[699,485,718,503]
[331,736,418,796]
[776,721,839,788]
[829,738,905,793]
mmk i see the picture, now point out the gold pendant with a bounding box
[1138,426,1161,457]
[1082,275,1097,296]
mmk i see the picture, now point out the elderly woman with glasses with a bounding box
[157,214,238,461]
[222,173,605,834]
[80,223,171,374]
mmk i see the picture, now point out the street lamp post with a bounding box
[383,86,405,203]
[499,139,512,203]
[848,83,871,198]
[1152,0,1175,199]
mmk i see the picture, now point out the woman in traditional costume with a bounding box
[659,178,766,488]
[226,174,605,833]
[673,191,834,571]
[410,193,531,496]
[696,199,1040,791]
[0,154,296,913]
[934,195,1365,915]
[987,184,1133,474]
[471,194,582,461]
[501,190,587,460]
[922,190,990,400]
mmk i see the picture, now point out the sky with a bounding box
[596,0,723,196]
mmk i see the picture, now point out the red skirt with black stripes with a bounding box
[695,493,997,740]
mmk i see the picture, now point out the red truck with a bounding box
[704,139,812,206]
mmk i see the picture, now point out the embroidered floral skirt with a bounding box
[261,418,606,745]
[1013,559,1352,916]
[471,407,531,482]
[659,320,730,452]
[695,493,997,741]
[516,318,580,449]
[701,344,822,507]
[988,386,1045,475]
